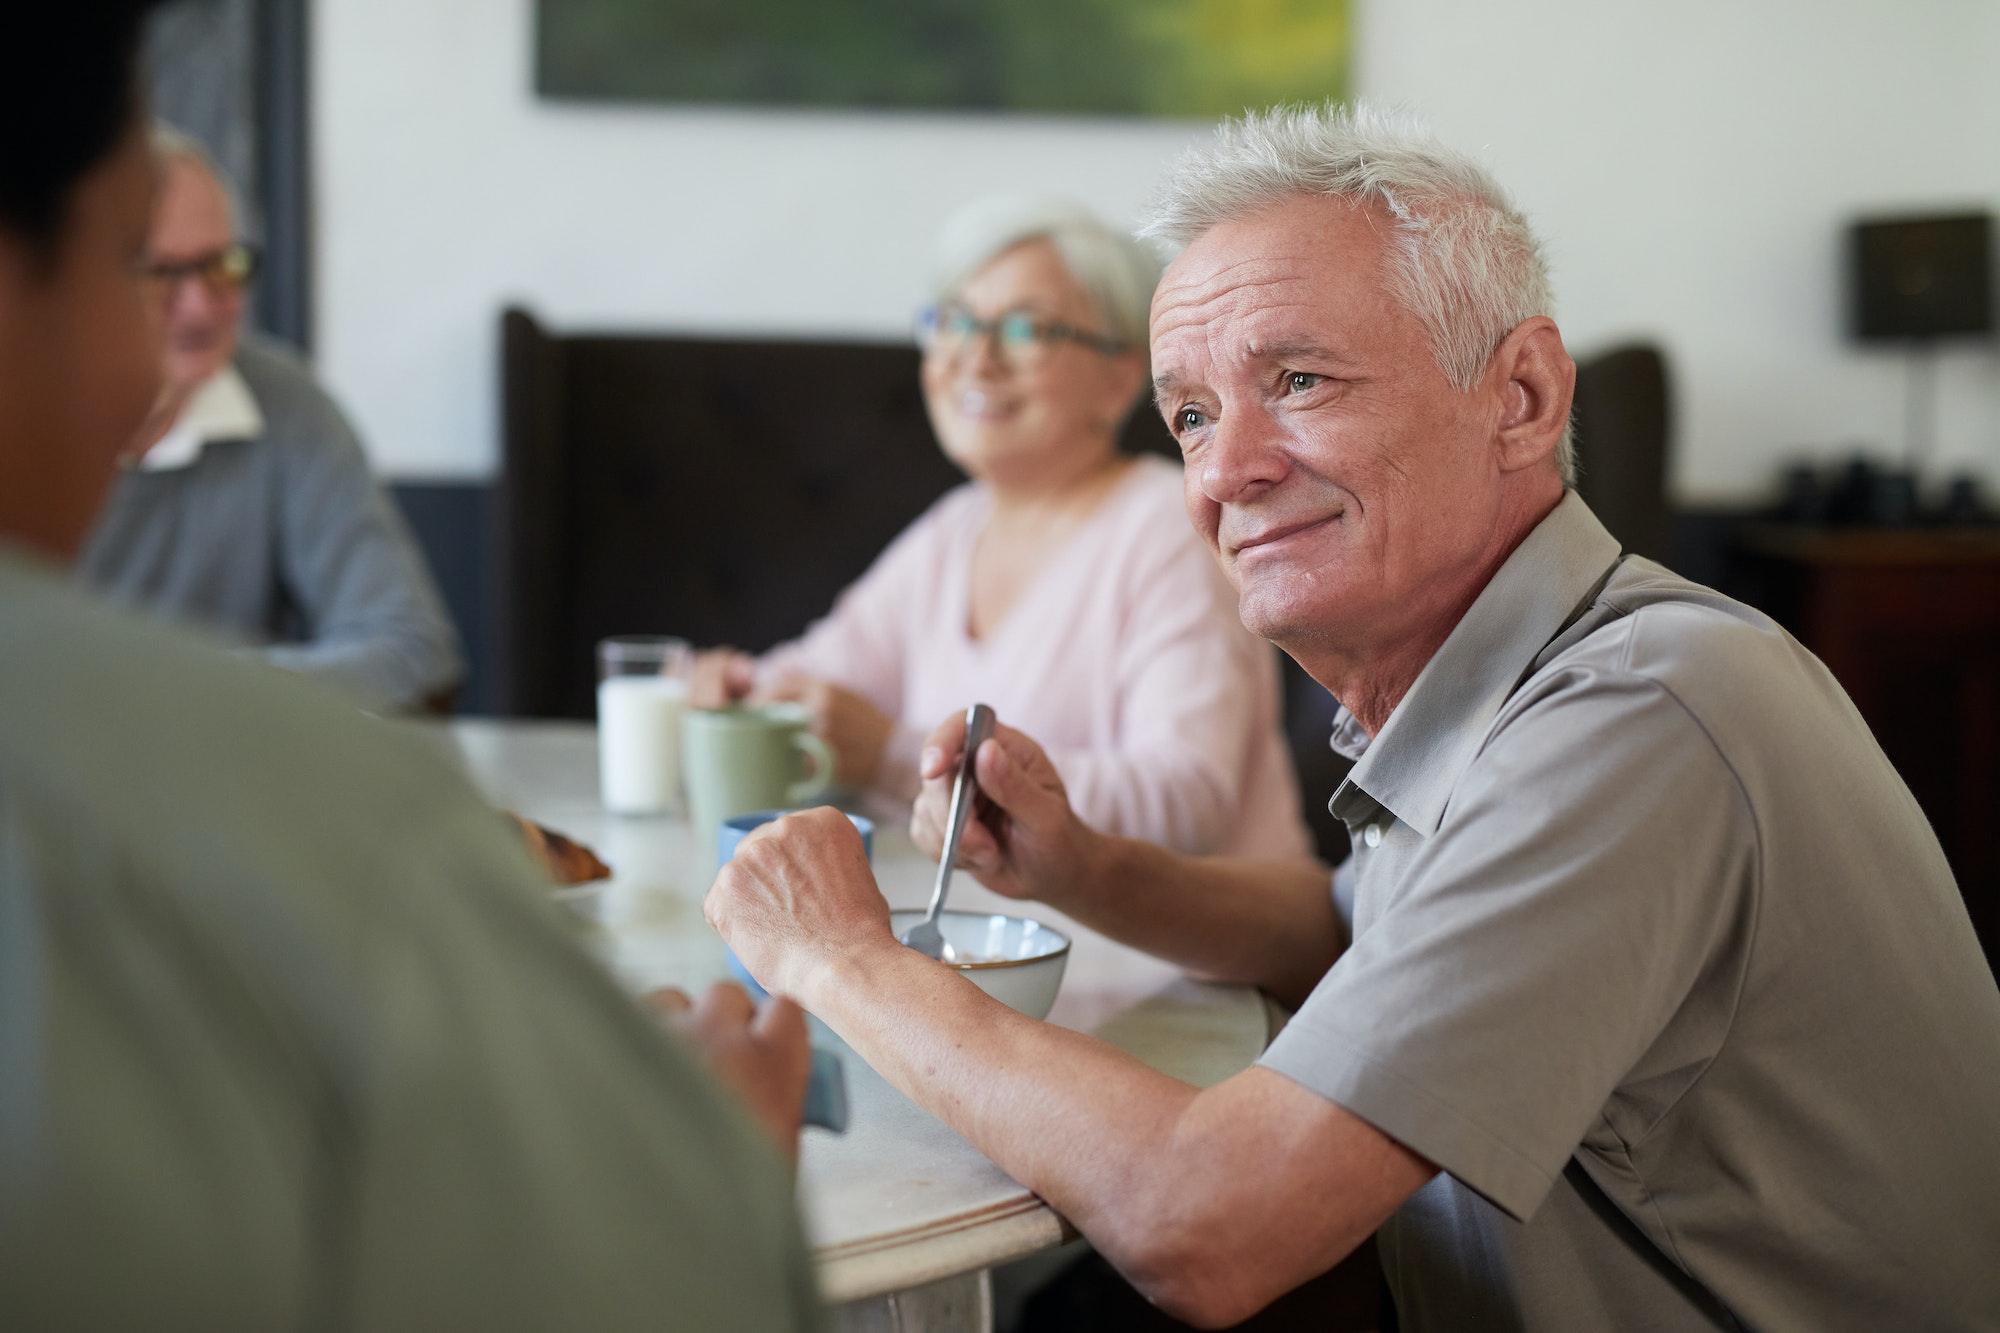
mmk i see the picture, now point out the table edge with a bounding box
[815,1198,1071,1305]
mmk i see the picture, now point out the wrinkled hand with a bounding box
[758,674,894,791]
[910,712,1096,905]
[688,649,757,710]
[647,982,810,1164]
[705,806,897,1006]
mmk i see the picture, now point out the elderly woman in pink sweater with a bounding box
[695,197,1314,863]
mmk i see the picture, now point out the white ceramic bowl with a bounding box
[549,880,608,919]
[889,910,1070,1020]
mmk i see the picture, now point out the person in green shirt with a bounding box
[0,7,819,1329]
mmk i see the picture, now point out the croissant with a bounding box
[507,812,612,885]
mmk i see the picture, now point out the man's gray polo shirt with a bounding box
[1261,493,2000,1331]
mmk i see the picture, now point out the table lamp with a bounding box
[1846,212,1994,487]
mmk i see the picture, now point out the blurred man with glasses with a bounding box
[79,126,462,713]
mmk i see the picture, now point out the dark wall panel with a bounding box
[390,482,498,715]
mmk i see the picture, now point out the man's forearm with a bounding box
[803,940,1423,1326]
[807,942,1202,1247]
[1046,835,1341,1008]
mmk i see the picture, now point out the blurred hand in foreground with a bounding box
[647,982,811,1165]
[687,648,757,710]
[705,807,896,1006]
[757,674,894,790]
[911,712,1096,905]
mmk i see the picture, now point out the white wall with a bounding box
[1359,0,2000,503]
[318,0,2000,503]
[314,0,1207,479]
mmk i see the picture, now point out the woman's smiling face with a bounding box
[920,238,1144,491]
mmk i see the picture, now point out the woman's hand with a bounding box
[690,655,894,792]
[760,674,895,791]
[911,712,1100,906]
[645,982,811,1166]
[688,648,757,710]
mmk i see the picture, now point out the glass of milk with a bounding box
[596,636,694,815]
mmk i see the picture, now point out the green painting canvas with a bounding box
[536,0,1349,119]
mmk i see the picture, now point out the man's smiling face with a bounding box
[1151,193,1511,662]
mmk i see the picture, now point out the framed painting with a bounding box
[536,0,1349,119]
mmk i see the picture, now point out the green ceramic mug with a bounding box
[681,703,836,843]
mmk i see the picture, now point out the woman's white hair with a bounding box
[931,194,1162,366]
[1143,102,1574,483]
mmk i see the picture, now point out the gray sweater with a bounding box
[78,338,463,712]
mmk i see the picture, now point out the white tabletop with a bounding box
[448,719,1270,1304]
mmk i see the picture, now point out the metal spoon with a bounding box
[900,702,995,962]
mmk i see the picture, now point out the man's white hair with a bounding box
[931,193,1162,368]
[150,121,245,238]
[1142,102,1574,483]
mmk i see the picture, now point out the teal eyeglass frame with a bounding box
[916,303,1127,360]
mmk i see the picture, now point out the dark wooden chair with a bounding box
[1571,343,1673,561]
[497,307,1180,721]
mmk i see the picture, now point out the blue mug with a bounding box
[716,809,872,1136]
[717,807,875,871]
[719,810,875,998]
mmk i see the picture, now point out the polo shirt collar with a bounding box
[135,362,264,472]
[1331,491,1622,837]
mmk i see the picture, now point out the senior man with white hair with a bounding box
[710,104,2000,1331]
[78,126,462,713]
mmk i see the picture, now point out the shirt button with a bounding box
[1363,823,1383,848]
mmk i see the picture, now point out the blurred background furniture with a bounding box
[1570,343,1672,562]
[1845,212,1995,481]
[497,308,1187,715]
[498,305,1197,697]
[1730,525,2000,970]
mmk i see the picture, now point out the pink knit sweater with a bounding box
[761,456,1316,863]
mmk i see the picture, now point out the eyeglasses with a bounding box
[140,243,259,301]
[916,303,1126,366]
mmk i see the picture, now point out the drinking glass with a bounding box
[596,636,693,814]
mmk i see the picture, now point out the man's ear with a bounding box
[1488,317,1574,475]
